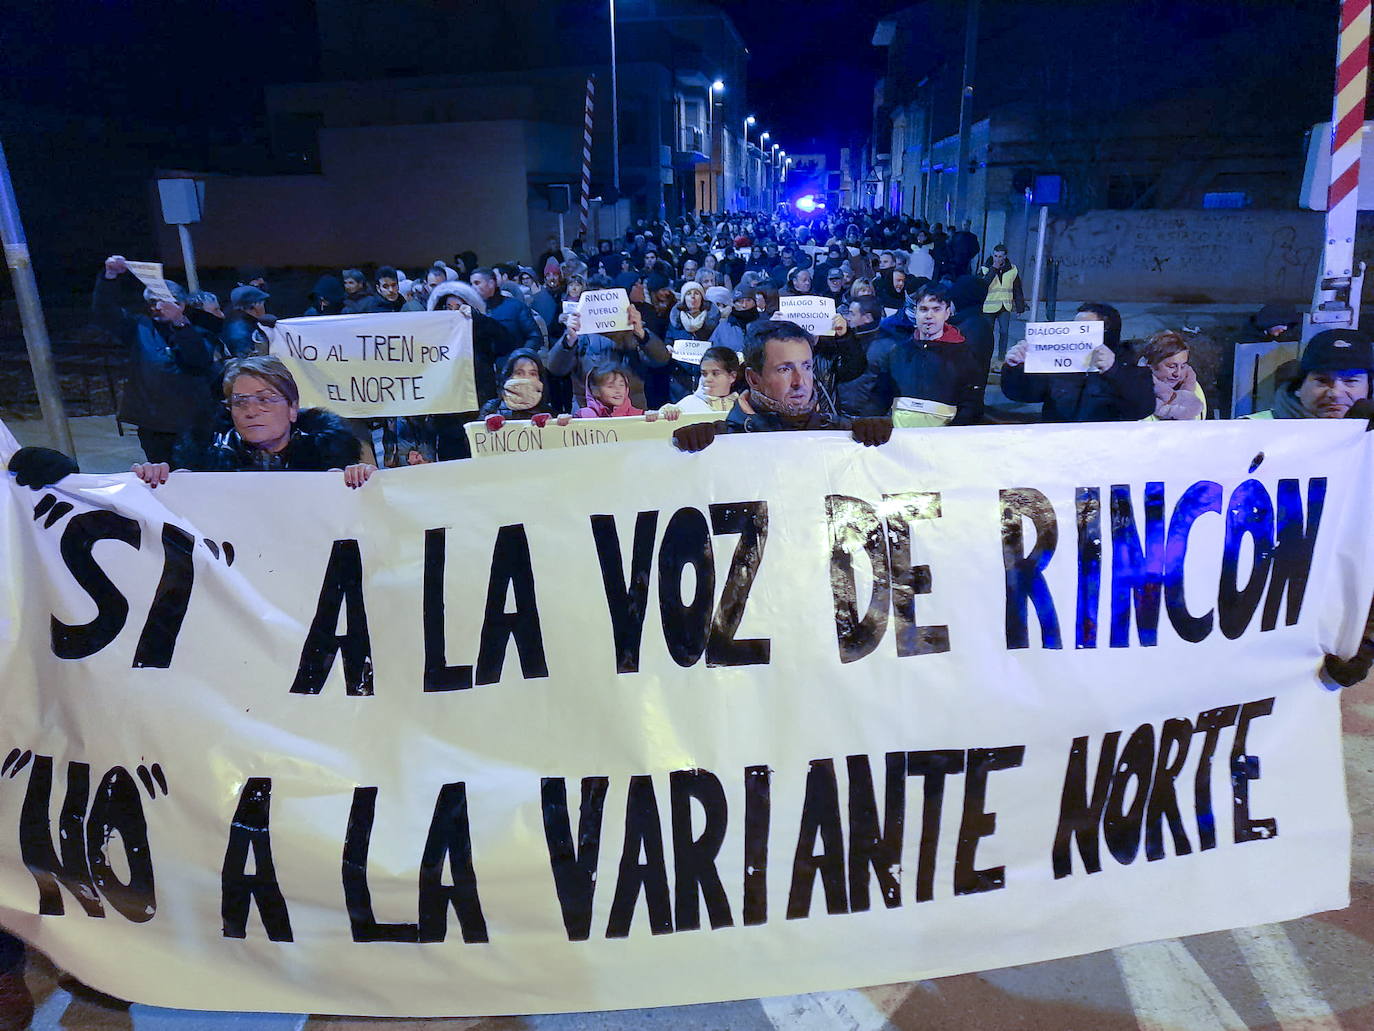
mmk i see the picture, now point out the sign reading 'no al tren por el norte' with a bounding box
[0,421,1369,1016]
[268,310,477,417]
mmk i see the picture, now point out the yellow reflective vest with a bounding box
[983,266,1019,314]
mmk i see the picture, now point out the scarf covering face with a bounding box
[747,382,816,418]
[502,376,543,411]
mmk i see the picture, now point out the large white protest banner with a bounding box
[1025,320,1104,373]
[1,422,1371,1017]
[268,310,476,417]
[465,412,720,457]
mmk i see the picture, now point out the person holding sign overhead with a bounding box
[1000,302,1155,423]
[94,256,222,464]
[545,297,670,411]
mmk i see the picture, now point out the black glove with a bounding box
[8,446,79,488]
[1323,651,1371,688]
[672,421,720,453]
[850,417,894,447]
[1345,398,1374,429]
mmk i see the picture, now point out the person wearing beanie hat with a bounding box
[663,281,721,401]
[704,285,733,316]
[1243,328,1373,419]
[1251,302,1302,342]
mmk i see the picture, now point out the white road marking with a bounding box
[29,986,71,1031]
[761,989,892,1031]
[1230,923,1341,1031]
[1113,938,1247,1031]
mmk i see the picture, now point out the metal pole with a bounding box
[176,224,200,294]
[558,212,565,252]
[952,0,981,226]
[0,136,75,458]
[609,0,620,196]
[1028,204,1049,322]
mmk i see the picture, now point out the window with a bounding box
[1107,174,1156,210]
[1032,174,1063,205]
[1202,191,1249,209]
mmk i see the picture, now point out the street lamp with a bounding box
[710,80,725,213]
[742,117,756,212]
[609,0,620,195]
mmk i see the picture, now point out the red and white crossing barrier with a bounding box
[1325,0,1371,277]
[579,75,596,240]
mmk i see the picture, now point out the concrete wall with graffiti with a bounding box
[1045,210,1329,304]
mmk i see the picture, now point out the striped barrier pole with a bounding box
[579,75,596,241]
[1324,0,1370,280]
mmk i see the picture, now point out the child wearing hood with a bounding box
[480,348,556,419]
[676,346,742,414]
[563,364,682,423]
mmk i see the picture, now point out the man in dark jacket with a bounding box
[869,285,985,427]
[222,285,275,356]
[999,302,1155,423]
[470,267,542,357]
[94,256,221,463]
[671,320,892,450]
[946,274,995,423]
[836,296,886,416]
[358,267,406,312]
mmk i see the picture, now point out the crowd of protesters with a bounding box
[64,209,1370,487]
[5,205,1374,1027]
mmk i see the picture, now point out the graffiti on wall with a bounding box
[1047,211,1324,303]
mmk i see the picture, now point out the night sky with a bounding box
[0,0,899,151]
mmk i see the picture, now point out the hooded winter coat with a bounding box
[543,320,671,410]
[575,369,643,418]
[304,275,346,317]
[479,348,556,418]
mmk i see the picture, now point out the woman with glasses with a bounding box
[131,354,376,488]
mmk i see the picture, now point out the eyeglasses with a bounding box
[227,392,289,411]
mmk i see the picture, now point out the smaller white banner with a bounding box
[465,412,719,457]
[268,310,477,417]
[779,295,836,337]
[561,301,579,317]
[578,289,631,334]
[1025,320,1103,373]
[125,260,175,302]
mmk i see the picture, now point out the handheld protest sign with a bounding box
[670,338,711,365]
[268,309,477,417]
[779,295,836,337]
[1025,320,1104,374]
[465,411,720,456]
[125,260,176,303]
[578,288,631,334]
[561,300,579,317]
